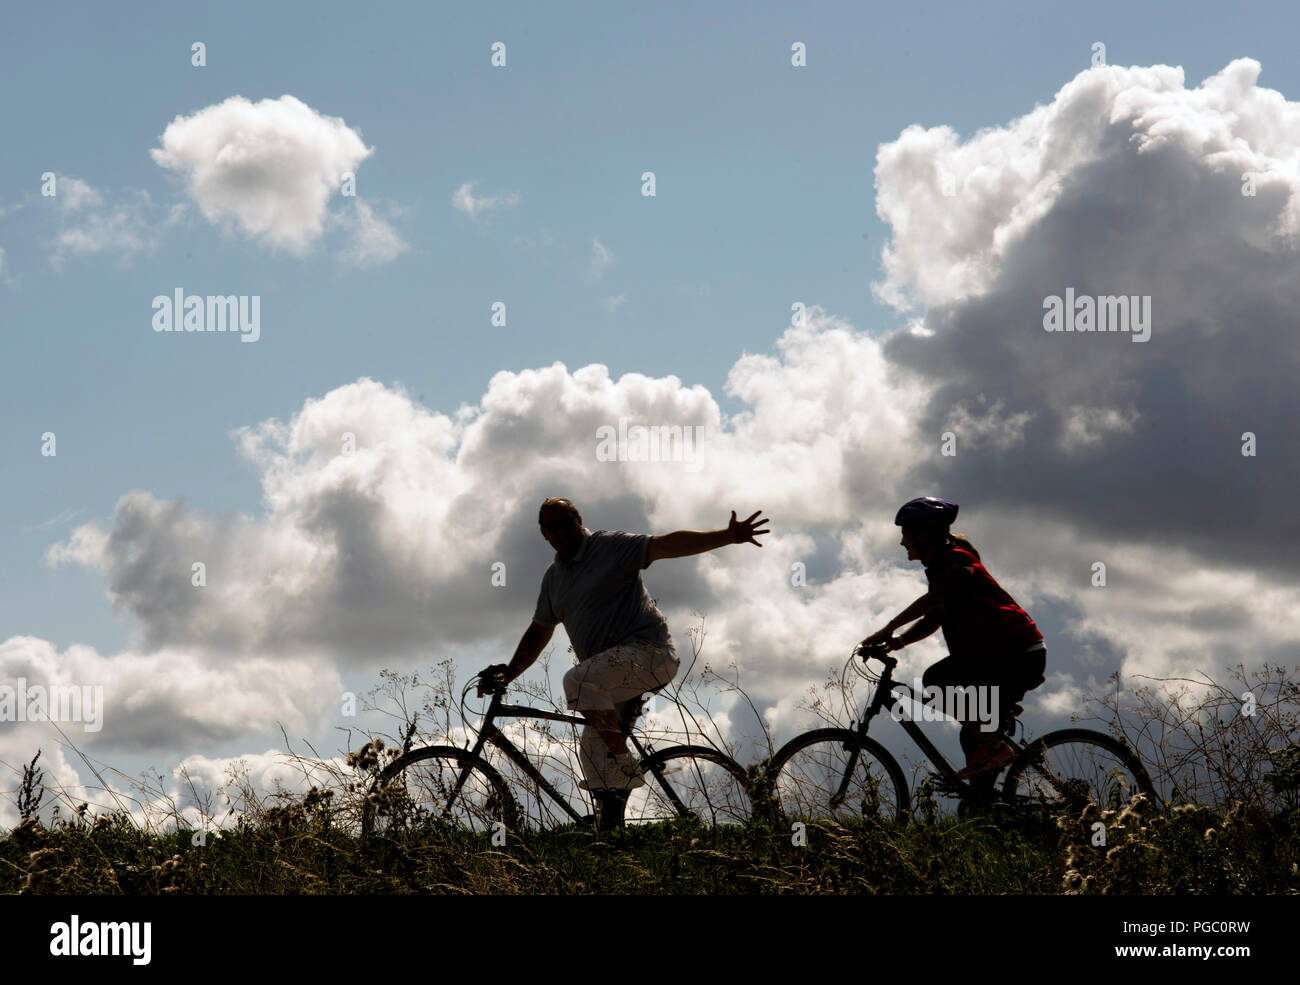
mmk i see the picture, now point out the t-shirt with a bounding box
[924,546,1043,659]
[532,529,673,661]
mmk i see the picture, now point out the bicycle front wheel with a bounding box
[360,745,519,836]
[626,745,752,826]
[1002,728,1157,813]
[767,729,909,825]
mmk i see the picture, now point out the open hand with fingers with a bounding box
[728,510,770,546]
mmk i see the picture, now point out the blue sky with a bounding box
[4,0,1292,651]
[3,1,1299,825]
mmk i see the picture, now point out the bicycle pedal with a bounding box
[927,773,964,797]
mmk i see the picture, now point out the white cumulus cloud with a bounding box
[150,94,374,255]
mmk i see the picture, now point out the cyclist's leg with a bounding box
[1016,645,1046,702]
[927,654,1013,784]
[960,647,1048,788]
[579,641,678,719]
[563,663,624,788]
[997,645,1047,732]
[921,654,965,692]
[564,641,679,790]
[961,647,1053,800]
[924,653,989,742]
[592,790,629,830]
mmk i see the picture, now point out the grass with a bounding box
[5,654,1297,894]
[4,796,1298,895]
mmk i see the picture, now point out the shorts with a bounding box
[563,639,680,712]
[922,642,1047,727]
[563,640,680,791]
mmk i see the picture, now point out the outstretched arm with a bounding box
[645,510,770,564]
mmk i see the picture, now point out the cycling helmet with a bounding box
[894,497,959,528]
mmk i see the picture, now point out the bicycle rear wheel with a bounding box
[1002,728,1157,813]
[360,745,519,836]
[766,728,909,825]
[626,745,752,826]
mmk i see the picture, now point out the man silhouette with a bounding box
[483,497,768,826]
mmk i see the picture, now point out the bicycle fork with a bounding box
[438,723,499,821]
[829,738,864,811]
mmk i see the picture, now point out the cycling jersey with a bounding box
[924,546,1043,659]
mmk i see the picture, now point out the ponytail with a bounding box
[947,532,980,561]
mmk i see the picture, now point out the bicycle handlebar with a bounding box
[475,664,510,698]
[854,641,897,668]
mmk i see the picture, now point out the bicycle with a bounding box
[765,642,1158,824]
[360,669,753,835]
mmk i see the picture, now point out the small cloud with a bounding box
[23,507,85,534]
[512,229,560,250]
[50,185,164,270]
[589,236,612,278]
[451,181,520,219]
[45,521,108,568]
[942,397,1033,452]
[59,177,103,212]
[0,243,20,286]
[150,94,374,255]
[1058,405,1139,454]
[602,294,626,313]
[335,199,409,267]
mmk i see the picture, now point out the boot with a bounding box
[594,790,629,830]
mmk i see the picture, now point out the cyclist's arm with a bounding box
[863,591,940,645]
[503,621,554,683]
[886,590,939,633]
[646,528,732,563]
[646,510,769,564]
[892,611,941,647]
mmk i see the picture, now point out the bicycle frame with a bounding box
[764,648,1151,820]
[853,650,1028,793]
[441,690,695,824]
